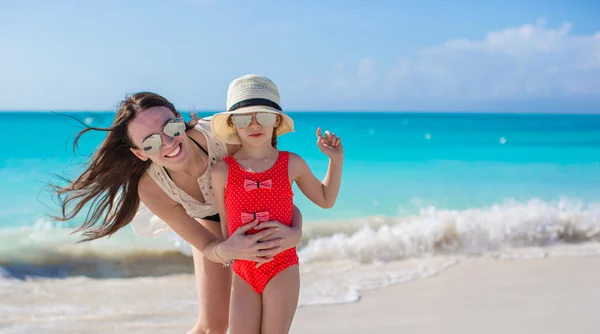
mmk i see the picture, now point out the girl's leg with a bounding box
[229,273,262,334]
[187,220,231,334]
[260,265,300,334]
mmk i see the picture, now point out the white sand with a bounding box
[2,256,599,334]
[290,256,600,334]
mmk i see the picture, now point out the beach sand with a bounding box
[291,256,600,334]
[2,255,599,334]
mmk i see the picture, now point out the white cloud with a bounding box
[319,20,600,105]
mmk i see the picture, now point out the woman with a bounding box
[51,92,303,334]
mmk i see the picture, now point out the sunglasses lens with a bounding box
[163,118,186,137]
[256,113,277,127]
[141,134,162,155]
[231,115,252,128]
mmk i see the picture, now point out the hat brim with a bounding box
[210,106,295,145]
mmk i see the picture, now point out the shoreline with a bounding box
[2,254,599,333]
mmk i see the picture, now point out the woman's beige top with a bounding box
[130,119,229,237]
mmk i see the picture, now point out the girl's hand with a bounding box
[316,127,343,160]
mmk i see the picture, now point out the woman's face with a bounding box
[127,106,192,168]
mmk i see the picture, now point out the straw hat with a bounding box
[210,74,294,144]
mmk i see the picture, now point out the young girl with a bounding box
[210,74,344,334]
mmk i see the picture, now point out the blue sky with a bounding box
[1,0,599,112]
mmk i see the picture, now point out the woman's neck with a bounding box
[166,137,207,177]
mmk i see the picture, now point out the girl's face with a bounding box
[231,112,281,147]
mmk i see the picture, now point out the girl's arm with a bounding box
[209,161,235,266]
[290,153,343,208]
[290,128,344,209]
[210,160,230,242]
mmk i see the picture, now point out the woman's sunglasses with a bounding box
[231,112,277,129]
[140,118,186,155]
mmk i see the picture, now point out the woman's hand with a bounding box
[217,220,283,265]
[255,220,302,251]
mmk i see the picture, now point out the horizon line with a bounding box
[1,109,599,115]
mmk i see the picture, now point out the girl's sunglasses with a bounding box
[231,112,277,129]
[140,118,186,155]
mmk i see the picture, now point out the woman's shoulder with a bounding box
[191,118,241,157]
[186,119,209,146]
[138,171,174,205]
[190,119,239,157]
[193,118,212,132]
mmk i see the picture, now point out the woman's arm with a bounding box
[138,173,282,264]
[291,205,303,234]
[138,174,224,263]
[285,205,303,248]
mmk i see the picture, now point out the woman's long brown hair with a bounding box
[50,92,198,242]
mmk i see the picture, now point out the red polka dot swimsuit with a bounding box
[224,151,299,294]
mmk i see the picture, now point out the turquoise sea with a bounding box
[1,111,600,317]
[3,111,600,226]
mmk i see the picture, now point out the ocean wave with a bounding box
[299,197,600,263]
[1,198,599,280]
